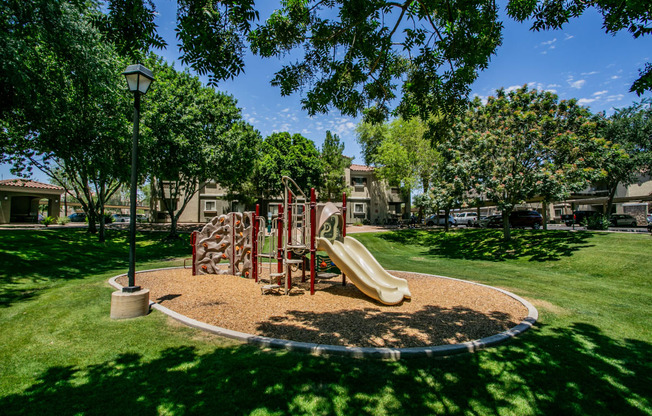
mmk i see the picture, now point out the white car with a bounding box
[455,212,478,227]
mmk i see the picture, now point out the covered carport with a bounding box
[0,179,63,224]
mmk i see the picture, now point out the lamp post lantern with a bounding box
[122,64,154,293]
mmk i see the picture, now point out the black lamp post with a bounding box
[122,64,154,293]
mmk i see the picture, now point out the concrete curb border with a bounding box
[109,267,538,360]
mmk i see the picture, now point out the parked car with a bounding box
[561,210,601,226]
[111,214,130,223]
[455,212,478,227]
[424,214,456,227]
[609,214,637,227]
[482,211,543,229]
[68,212,86,222]
[479,214,501,228]
[647,213,652,223]
[471,215,488,227]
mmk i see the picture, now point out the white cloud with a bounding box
[569,79,586,89]
[547,84,561,88]
[606,94,624,102]
[281,108,290,113]
[592,90,608,96]
[611,75,621,80]
[541,38,557,46]
[578,98,597,106]
[505,85,522,93]
[581,71,599,76]
[564,33,574,40]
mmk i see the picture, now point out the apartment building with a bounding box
[150,164,408,225]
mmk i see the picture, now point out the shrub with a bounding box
[57,216,70,225]
[362,219,370,225]
[352,220,364,226]
[41,216,56,227]
[583,214,610,230]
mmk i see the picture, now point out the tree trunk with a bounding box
[87,206,97,234]
[444,207,450,232]
[168,214,179,240]
[542,200,548,231]
[502,209,511,241]
[98,205,106,243]
[606,183,618,218]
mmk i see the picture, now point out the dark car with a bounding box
[484,211,543,229]
[562,210,601,226]
[68,212,86,222]
[609,214,637,227]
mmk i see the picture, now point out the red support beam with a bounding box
[342,192,347,286]
[310,188,316,295]
[253,204,259,282]
[287,193,293,290]
[191,231,197,276]
[277,203,283,285]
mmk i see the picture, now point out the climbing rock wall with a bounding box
[195,212,254,277]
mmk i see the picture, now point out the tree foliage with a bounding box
[255,132,322,199]
[141,57,261,238]
[357,117,437,192]
[319,131,351,201]
[1,0,131,241]
[94,0,167,61]
[250,0,502,123]
[459,86,608,240]
[601,100,652,215]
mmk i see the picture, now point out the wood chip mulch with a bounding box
[118,267,528,349]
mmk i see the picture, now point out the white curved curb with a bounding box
[109,267,538,360]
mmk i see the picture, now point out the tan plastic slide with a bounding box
[316,236,411,305]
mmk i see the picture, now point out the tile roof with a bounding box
[349,164,374,172]
[0,178,64,191]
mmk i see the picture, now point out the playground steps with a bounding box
[261,284,282,295]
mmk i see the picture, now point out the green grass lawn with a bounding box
[0,227,650,415]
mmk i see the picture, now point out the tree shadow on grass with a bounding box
[256,305,517,348]
[0,323,649,415]
[380,229,596,262]
[0,228,191,307]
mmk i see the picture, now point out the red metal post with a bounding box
[286,193,293,290]
[310,188,316,295]
[191,231,197,276]
[277,203,283,285]
[342,192,347,286]
[253,205,259,282]
[231,212,236,275]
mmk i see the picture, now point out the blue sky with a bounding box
[3,1,651,182]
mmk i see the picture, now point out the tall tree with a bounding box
[319,131,351,201]
[602,100,652,215]
[356,117,437,217]
[1,0,131,241]
[141,57,261,239]
[255,132,322,199]
[460,86,607,240]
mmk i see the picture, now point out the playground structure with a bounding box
[192,176,411,305]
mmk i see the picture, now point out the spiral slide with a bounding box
[316,236,411,305]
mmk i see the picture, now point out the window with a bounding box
[391,187,400,194]
[353,203,366,214]
[204,200,217,212]
[352,177,366,187]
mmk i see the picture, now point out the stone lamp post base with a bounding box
[110,289,150,319]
